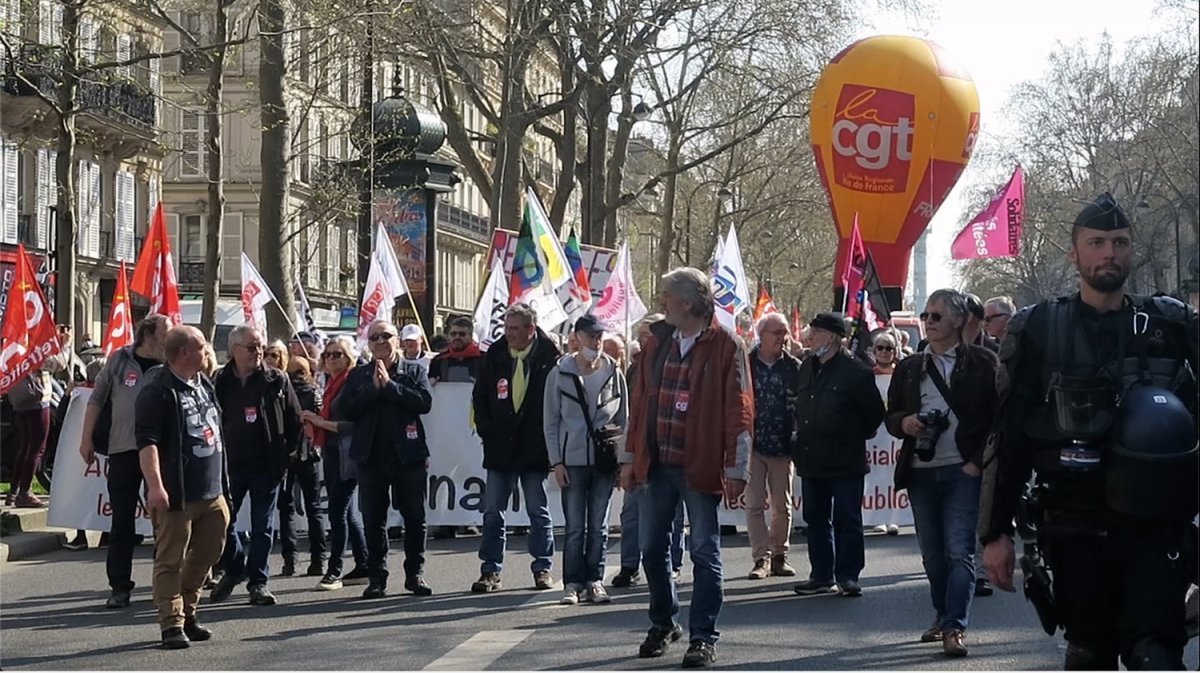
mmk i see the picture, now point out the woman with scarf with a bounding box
[301,336,368,591]
[279,357,328,577]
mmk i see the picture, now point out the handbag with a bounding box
[567,374,620,474]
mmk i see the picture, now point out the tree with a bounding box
[257,0,296,336]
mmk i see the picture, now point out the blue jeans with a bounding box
[479,470,553,575]
[222,471,283,587]
[323,449,367,577]
[907,464,981,632]
[619,489,685,572]
[801,476,864,584]
[561,467,616,585]
[639,465,723,645]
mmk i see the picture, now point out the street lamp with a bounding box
[1137,197,1185,295]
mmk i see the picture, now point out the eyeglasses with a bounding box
[874,345,895,352]
[264,351,281,359]
[237,343,264,352]
[984,313,1010,323]
[321,351,346,360]
[368,333,395,342]
[919,312,943,323]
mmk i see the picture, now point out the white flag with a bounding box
[294,273,319,338]
[473,257,510,352]
[712,224,751,333]
[240,253,277,330]
[356,224,413,346]
[592,241,647,334]
[374,223,411,298]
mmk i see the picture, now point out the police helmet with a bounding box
[1106,384,1198,520]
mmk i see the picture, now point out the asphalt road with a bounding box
[1,529,1196,670]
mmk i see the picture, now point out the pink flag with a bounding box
[951,166,1024,260]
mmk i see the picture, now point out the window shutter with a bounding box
[38,0,52,43]
[148,175,160,217]
[221,212,242,284]
[165,212,179,274]
[0,0,15,71]
[79,14,97,62]
[86,161,100,257]
[76,161,87,253]
[1,140,18,245]
[115,170,135,261]
[116,33,132,79]
[35,149,53,248]
[326,225,339,287]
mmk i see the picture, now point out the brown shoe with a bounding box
[770,555,796,577]
[747,558,769,580]
[920,621,942,643]
[942,630,968,657]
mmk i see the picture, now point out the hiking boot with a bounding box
[560,583,583,605]
[793,579,835,596]
[771,555,796,577]
[208,573,243,603]
[471,572,502,593]
[586,581,611,604]
[316,574,343,591]
[836,579,862,597]
[362,580,387,599]
[943,630,968,658]
[682,641,717,668]
[610,567,640,587]
[974,577,994,597]
[105,589,131,609]
[638,624,683,658]
[306,559,325,577]
[920,620,943,643]
[247,584,277,606]
[183,617,212,642]
[532,570,554,590]
[747,558,770,580]
[280,557,296,577]
[405,576,433,596]
[161,627,190,650]
[342,566,370,585]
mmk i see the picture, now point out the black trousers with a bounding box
[277,460,328,562]
[105,451,144,592]
[1046,522,1189,670]
[358,457,427,583]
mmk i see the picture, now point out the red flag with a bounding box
[951,165,1024,259]
[102,262,134,356]
[840,212,866,289]
[790,306,803,341]
[0,244,62,394]
[130,203,182,325]
[752,286,778,321]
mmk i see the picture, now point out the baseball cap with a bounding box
[573,314,605,338]
[400,324,422,342]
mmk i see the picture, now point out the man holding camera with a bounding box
[885,290,999,657]
[791,312,885,598]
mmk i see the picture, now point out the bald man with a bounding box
[135,326,230,649]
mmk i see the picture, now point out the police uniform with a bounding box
[978,193,1199,670]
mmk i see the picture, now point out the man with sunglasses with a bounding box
[980,193,1198,670]
[982,297,1016,339]
[430,316,484,384]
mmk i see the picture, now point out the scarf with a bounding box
[313,369,349,448]
[438,342,483,361]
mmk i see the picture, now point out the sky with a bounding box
[858,0,1173,296]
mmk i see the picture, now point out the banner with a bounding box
[373,188,427,312]
[487,230,616,304]
[713,223,751,333]
[951,165,1024,260]
[592,240,647,336]
[472,257,509,351]
[45,379,911,530]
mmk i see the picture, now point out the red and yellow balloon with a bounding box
[811,35,980,300]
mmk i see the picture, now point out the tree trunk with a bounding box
[582,82,611,246]
[654,137,681,276]
[257,0,295,337]
[200,0,230,341]
[603,91,635,246]
[53,1,81,328]
[493,119,525,232]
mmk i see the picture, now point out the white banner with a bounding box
[46,380,910,531]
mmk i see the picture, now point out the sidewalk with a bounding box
[0,500,102,563]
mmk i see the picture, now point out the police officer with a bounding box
[979,192,1199,670]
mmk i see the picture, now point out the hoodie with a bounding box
[543,352,628,468]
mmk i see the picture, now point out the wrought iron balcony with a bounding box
[3,44,157,129]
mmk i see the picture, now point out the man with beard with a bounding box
[430,316,484,384]
[980,193,1199,670]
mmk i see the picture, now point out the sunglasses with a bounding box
[984,313,1010,323]
[919,312,943,323]
[264,351,281,358]
[874,345,895,352]
[237,343,264,352]
[368,333,395,342]
[321,351,346,360]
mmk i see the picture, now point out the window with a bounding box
[325,224,340,287]
[221,213,241,284]
[181,214,202,260]
[1,139,17,245]
[305,224,319,284]
[76,160,101,257]
[179,11,206,73]
[115,33,132,79]
[180,109,206,177]
[0,0,18,71]
[78,14,98,63]
[38,0,61,45]
[114,170,135,261]
[35,149,55,249]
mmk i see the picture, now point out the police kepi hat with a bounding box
[1074,192,1131,231]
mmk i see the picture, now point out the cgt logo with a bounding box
[831,85,916,192]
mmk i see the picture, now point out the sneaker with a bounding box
[747,558,770,580]
[560,583,583,605]
[342,567,370,585]
[638,624,683,658]
[671,568,681,582]
[247,584,277,606]
[872,524,888,534]
[306,560,325,577]
[64,532,88,551]
[943,629,968,657]
[209,573,243,603]
[183,617,212,641]
[920,621,943,643]
[974,577,994,597]
[682,641,717,668]
[405,576,433,596]
[793,579,835,596]
[280,558,296,577]
[203,570,222,590]
[586,581,611,604]
[887,524,900,535]
[836,579,862,597]
[14,492,44,508]
[771,555,796,577]
[161,626,190,650]
[610,567,640,588]
[362,580,387,599]
[532,570,554,590]
[105,589,131,609]
[315,574,343,591]
[471,572,502,593]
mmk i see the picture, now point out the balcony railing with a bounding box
[3,44,157,129]
[179,260,206,285]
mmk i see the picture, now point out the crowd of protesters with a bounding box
[2,268,1036,666]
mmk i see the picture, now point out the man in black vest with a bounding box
[980,193,1199,670]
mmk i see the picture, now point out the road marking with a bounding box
[423,630,535,670]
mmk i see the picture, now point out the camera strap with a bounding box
[924,353,963,420]
[568,373,599,451]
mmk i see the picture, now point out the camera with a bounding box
[913,409,950,462]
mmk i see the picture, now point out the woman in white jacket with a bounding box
[543,314,629,605]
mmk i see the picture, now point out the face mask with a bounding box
[813,339,834,358]
[580,347,600,362]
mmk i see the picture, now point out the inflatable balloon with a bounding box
[810,35,980,304]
